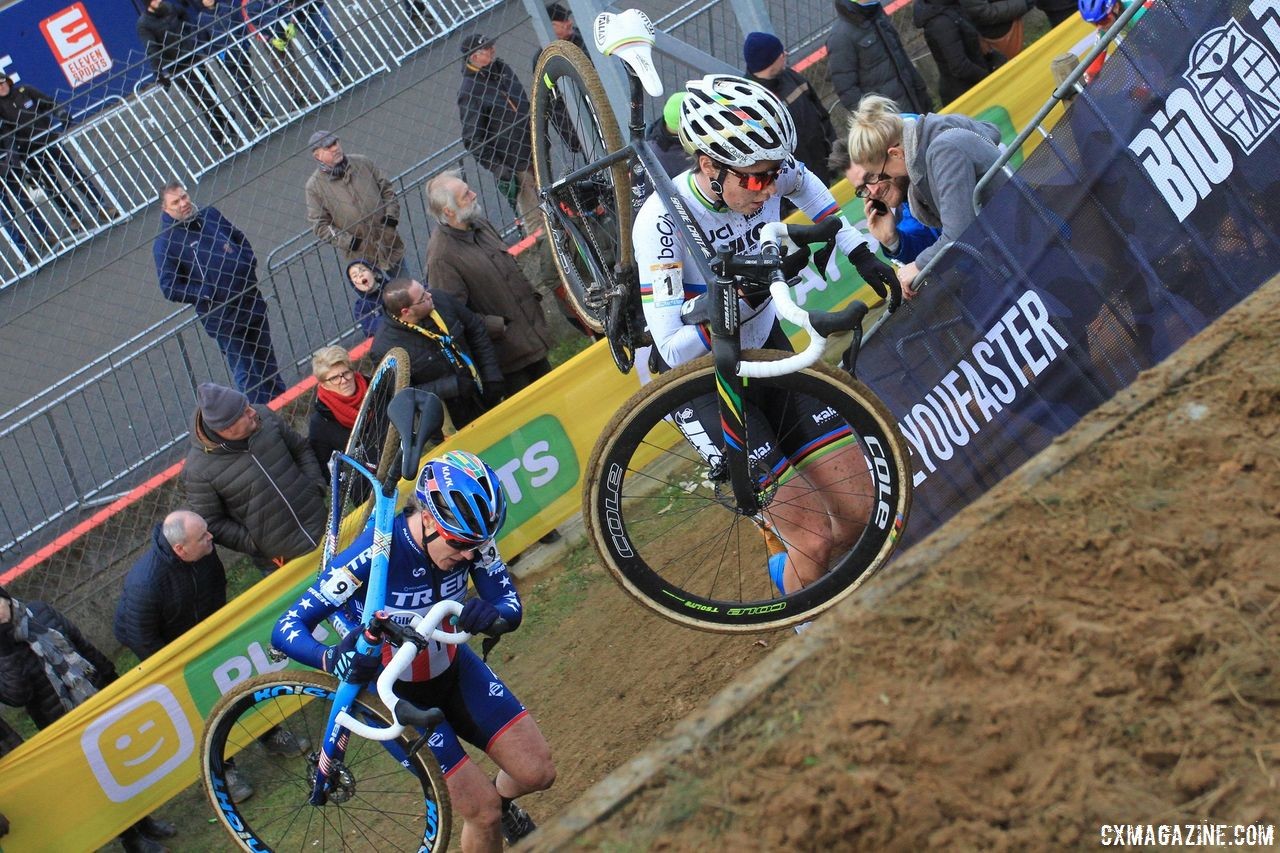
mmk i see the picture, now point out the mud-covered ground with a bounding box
[159,279,1278,851]
[563,281,1280,850]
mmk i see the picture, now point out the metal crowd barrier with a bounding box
[0,0,501,287]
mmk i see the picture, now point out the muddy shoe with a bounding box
[263,727,311,756]
[500,799,536,845]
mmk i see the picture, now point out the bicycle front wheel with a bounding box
[325,346,411,562]
[584,351,913,632]
[201,670,451,852]
[531,40,632,335]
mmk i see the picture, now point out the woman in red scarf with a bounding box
[307,346,369,473]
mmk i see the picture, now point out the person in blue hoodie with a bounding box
[153,181,284,401]
[345,258,386,336]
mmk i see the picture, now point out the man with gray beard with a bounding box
[424,172,554,394]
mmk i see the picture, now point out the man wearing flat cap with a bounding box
[185,382,327,573]
[457,33,539,235]
[305,130,416,279]
[743,31,838,188]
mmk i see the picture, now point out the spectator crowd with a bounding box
[0,0,1114,846]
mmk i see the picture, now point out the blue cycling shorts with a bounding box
[392,644,527,777]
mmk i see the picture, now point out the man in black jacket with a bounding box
[826,0,932,114]
[113,511,227,659]
[457,33,538,234]
[744,32,838,188]
[112,511,308,797]
[184,382,327,573]
[0,585,175,852]
[371,278,504,430]
[0,74,113,229]
[136,0,239,148]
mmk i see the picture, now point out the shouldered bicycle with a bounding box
[532,11,914,632]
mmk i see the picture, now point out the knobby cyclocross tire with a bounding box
[531,40,632,335]
[327,346,410,561]
[584,351,913,632]
[201,670,451,853]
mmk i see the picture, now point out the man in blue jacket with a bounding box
[153,182,284,402]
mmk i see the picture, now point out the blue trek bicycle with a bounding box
[199,353,506,851]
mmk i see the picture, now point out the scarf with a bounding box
[11,598,99,713]
[406,310,484,392]
[317,370,368,429]
[319,157,349,180]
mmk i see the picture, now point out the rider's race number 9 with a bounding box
[318,567,363,606]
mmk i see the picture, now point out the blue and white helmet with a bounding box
[678,74,796,168]
[415,451,507,544]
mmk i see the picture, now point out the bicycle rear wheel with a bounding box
[323,346,410,566]
[202,670,451,853]
[531,40,632,336]
[583,351,912,632]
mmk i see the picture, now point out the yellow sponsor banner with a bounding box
[0,20,1092,851]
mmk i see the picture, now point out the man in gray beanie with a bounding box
[184,382,327,573]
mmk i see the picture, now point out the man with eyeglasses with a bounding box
[829,142,940,267]
[272,451,554,850]
[371,277,505,430]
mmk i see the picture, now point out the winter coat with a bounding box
[826,0,932,114]
[915,0,1002,105]
[458,58,532,177]
[370,290,502,428]
[185,406,327,561]
[113,521,227,660]
[0,714,21,758]
[346,258,385,336]
[901,112,1003,268]
[644,118,690,179]
[305,154,404,270]
[136,3,201,75]
[426,219,553,375]
[0,79,67,156]
[307,393,352,472]
[1034,0,1077,25]
[748,68,838,187]
[0,600,117,730]
[154,205,266,340]
[957,0,1031,40]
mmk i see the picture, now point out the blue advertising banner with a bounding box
[0,0,161,117]
[859,0,1280,543]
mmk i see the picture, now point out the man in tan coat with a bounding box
[424,172,554,393]
[304,130,416,278]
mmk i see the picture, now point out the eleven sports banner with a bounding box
[0,20,1093,852]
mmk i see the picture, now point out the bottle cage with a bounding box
[593,8,663,97]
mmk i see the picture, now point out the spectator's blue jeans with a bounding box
[294,2,344,82]
[203,292,285,403]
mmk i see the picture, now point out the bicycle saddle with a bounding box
[594,9,663,97]
[387,389,445,480]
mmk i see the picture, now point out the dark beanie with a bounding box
[197,382,249,431]
[743,32,785,73]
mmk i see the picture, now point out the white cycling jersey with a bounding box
[632,156,869,370]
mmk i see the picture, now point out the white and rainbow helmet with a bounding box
[677,74,797,168]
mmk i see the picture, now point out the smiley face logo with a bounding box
[81,684,195,802]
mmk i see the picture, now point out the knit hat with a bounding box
[743,32,785,74]
[197,382,249,431]
[308,129,338,150]
[546,2,571,21]
[461,33,495,55]
[662,92,686,134]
